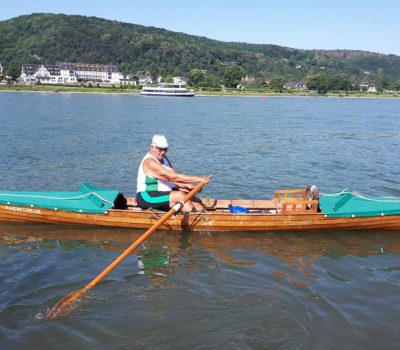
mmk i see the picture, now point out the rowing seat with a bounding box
[127,197,137,207]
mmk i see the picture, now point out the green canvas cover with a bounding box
[319,190,400,218]
[0,183,121,214]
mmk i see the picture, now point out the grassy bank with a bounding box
[1,84,399,98]
[197,88,400,98]
[0,84,140,94]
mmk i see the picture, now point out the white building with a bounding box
[20,61,124,85]
[120,75,138,86]
[138,75,152,85]
[20,64,76,84]
[173,76,189,85]
[360,84,377,92]
[284,82,307,89]
[56,62,123,83]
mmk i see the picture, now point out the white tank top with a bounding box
[137,153,173,193]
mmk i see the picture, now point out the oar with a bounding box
[47,181,208,319]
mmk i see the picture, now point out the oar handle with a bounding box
[86,181,207,289]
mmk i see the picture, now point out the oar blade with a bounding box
[47,287,89,320]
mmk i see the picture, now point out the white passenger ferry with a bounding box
[140,83,195,97]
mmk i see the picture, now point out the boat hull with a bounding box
[140,92,195,97]
[1,204,400,231]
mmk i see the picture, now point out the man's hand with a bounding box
[204,175,213,185]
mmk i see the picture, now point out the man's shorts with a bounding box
[136,191,171,211]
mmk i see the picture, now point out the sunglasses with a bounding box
[155,146,168,153]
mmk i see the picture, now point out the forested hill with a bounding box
[1,13,400,83]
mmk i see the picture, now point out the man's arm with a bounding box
[143,158,211,184]
[173,182,196,193]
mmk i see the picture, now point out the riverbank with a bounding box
[1,84,399,98]
[0,84,140,94]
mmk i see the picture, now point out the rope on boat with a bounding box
[320,189,400,203]
[0,192,115,206]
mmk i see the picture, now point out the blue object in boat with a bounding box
[228,205,249,213]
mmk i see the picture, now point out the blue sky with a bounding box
[2,0,399,56]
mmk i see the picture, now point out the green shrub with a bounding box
[309,90,318,97]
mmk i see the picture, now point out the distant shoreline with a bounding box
[1,85,399,99]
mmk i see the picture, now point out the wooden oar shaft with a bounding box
[86,182,206,289]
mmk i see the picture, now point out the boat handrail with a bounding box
[0,191,115,206]
[320,189,400,203]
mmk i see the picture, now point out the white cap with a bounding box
[151,134,169,148]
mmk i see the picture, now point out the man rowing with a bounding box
[136,134,212,212]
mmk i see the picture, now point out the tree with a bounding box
[160,75,173,83]
[203,74,221,88]
[253,77,264,88]
[187,69,206,86]
[375,68,384,92]
[6,61,22,80]
[328,76,341,91]
[306,74,329,93]
[269,76,285,92]
[394,80,400,91]
[223,65,243,88]
[149,64,160,83]
[382,79,392,91]
[339,79,351,91]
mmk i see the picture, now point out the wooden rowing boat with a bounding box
[1,184,400,231]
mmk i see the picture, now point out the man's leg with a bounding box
[169,191,201,212]
[190,196,204,211]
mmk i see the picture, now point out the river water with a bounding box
[0,92,400,349]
